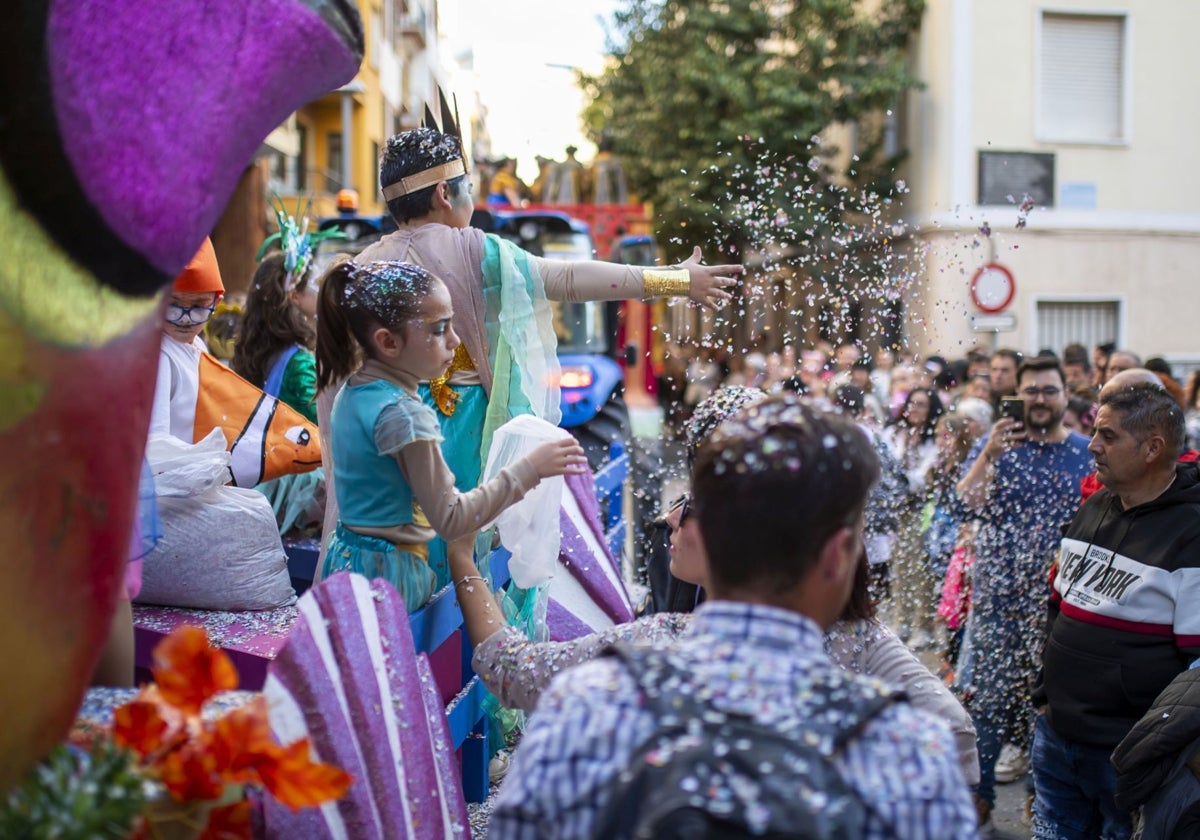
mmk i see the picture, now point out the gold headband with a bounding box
[381,159,467,201]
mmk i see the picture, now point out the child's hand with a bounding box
[527,438,589,479]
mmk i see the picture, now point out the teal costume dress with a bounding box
[354,227,601,755]
[417,235,561,624]
[323,379,444,613]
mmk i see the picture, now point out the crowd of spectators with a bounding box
[661,336,1200,835]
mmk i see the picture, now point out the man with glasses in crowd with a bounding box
[956,355,1094,831]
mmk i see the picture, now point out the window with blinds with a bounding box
[1039,13,1127,143]
[1036,300,1120,356]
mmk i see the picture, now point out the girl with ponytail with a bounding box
[315,259,587,611]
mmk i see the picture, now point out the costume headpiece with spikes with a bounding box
[255,195,346,292]
[381,87,469,201]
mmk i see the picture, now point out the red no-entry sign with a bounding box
[970,262,1016,314]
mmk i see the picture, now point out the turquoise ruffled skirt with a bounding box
[323,524,436,613]
[255,467,325,535]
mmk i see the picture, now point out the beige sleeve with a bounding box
[862,631,981,786]
[396,440,541,541]
[533,255,651,302]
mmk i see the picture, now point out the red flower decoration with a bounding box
[198,801,252,840]
[158,740,225,802]
[112,696,172,757]
[152,625,238,716]
[113,626,352,835]
[256,738,354,811]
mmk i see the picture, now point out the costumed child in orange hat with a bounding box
[149,237,226,440]
[93,242,223,687]
[149,238,321,488]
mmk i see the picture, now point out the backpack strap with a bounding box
[263,344,302,397]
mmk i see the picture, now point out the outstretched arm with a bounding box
[450,534,691,711]
[398,437,588,541]
[534,246,743,312]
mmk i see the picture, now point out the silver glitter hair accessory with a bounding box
[342,261,434,326]
[684,386,770,458]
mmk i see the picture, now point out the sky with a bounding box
[457,0,620,182]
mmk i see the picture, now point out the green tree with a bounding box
[581,0,925,265]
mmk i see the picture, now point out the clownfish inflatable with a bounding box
[195,353,322,487]
[160,239,322,488]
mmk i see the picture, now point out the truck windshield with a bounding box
[540,231,607,354]
[540,232,594,263]
[551,301,607,354]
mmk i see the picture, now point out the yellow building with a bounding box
[212,0,443,294]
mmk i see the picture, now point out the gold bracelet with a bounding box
[454,575,488,589]
[642,267,690,298]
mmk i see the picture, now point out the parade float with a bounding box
[1,3,641,834]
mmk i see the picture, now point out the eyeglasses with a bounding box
[165,302,217,325]
[1020,386,1063,400]
[667,493,691,526]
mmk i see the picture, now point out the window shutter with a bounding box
[1040,14,1125,142]
[1036,300,1119,355]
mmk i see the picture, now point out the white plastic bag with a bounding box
[146,429,231,497]
[139,431,295,610]
[482,415,572,588]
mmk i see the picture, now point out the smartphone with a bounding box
[1000,397,1025,423]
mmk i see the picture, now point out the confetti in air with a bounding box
[657,135,928,361]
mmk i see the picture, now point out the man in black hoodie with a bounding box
[1033,380,1200,839]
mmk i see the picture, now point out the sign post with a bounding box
[969,262,1016,350]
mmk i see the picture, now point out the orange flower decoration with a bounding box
[112,696,173,756]
[113,625,352,838]
[257,738,353,811]
[152,625,238,716]
[158,740,225,802]
[208,697,275,778]
[199,801,252,840]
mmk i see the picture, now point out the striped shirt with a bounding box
[489,600,978,840]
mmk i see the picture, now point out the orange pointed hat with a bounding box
[172,237,225,296]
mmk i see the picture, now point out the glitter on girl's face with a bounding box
[396,281,460,381]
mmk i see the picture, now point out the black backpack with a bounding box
[589,644,903,840]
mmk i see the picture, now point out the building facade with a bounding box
[904,0,1200,368]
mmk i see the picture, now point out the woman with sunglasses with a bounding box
[449,386,981,786]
